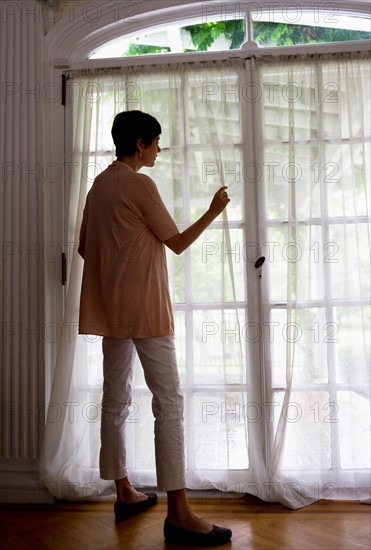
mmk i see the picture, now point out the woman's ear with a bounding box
[136,138,146,157]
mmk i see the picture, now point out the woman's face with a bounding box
[141,135,161,168]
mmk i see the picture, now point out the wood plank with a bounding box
[0,497,370,550]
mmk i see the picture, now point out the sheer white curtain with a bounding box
[257,52,370,507]
[39,71,114,499]
[39,61,249,499]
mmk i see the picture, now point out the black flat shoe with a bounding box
[114,492,158,521]
[163,517,232,546]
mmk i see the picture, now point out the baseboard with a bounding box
[0,469,54,504]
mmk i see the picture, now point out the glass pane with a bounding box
[194,392,249,469]
[273,391,332,469]
[261,72,318,143]
[265,225,325,303]
[270,309,329,386]
[132,353,146,387]
[263,144,322,221]
[187,77,242,146]
[72,83,113,152]
[86,338,104,386]
[192,228,246,304]
[193,309,247,385]
[131,391,156,470]
[334,306,370,385]
[321,61,371,141]
[329,223,371,300]
[253,20,371,47]
[338,390,371,469]
[187,148,244,222]
[326,143,371,219]
[183,20,245,51]
[90,20,245,58]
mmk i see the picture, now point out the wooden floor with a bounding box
[0,496,370,550]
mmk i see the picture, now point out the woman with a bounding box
[78,110,231,546]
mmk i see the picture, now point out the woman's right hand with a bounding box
[208,186,230,218]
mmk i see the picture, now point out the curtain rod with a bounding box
[64,39,371,73]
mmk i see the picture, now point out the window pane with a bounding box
[261,74,318,143]
[326,143,371,219]
[321,62,371,141]
[193,309,247,385]
[192,228,246,303]
[263,144,322,221]
[273,391,332,470]
[334,306,370,385]
[265,225,325,303]
[131,391,155,470]
[270,309,329,386]
[183,21,245,52]
[329,224,371,300]
[188,148,244,222]
[90,20,245,58]
[253,20,371,47]
[86,338,104,386]
[194,392,249,469]
[338,390,371,469]
[187,83,242,145]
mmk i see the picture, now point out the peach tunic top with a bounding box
[78,161,179,339]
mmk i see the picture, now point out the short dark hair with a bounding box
[111,110,161,157]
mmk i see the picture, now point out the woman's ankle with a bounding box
[167,489,192,522]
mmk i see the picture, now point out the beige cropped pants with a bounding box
[99,335,186,492]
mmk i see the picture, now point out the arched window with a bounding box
[89,10,370,58]
[43,1,371,505]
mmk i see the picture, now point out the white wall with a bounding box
[0,0,49,502]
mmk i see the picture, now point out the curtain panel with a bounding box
[258,51,370,506]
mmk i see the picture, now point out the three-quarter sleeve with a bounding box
[136,175,179,242]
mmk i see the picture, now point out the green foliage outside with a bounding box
[123,20,371,56]
[184,20,246,50]
[252,22,371,46]
[127,44,171,55]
